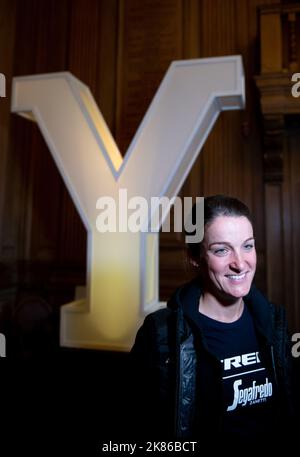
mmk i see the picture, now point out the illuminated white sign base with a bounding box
[11,56,245,351]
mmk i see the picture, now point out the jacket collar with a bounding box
[167,277,274,345]
[243,284,273,345]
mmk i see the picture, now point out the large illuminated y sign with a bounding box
[11,56,245,350]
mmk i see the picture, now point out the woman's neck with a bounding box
[199,292,244,323]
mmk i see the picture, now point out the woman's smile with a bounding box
[225,272,248,282]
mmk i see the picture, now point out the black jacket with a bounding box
[130,279,295,443]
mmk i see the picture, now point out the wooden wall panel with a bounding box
[115,0,183,155]
[283,128,300,332]
[96,0,119,132]
[0,0,120,300]
[8,0,71,267]
[182,0,201,59]
[68,0,101,91]
[201,0,237,55]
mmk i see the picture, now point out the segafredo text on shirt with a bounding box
[227,378,273,411]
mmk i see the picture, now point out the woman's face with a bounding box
[201,215,256,301]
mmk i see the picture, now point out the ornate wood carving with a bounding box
[262,114,285,183]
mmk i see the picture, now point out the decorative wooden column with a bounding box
[262,114,285,306]
[255,3,300,309]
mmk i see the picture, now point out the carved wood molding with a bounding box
[255,76,300,185]
[262,114,285,183]
[255,73,300,115]
[258,2,300,74]
[255,2,300,183]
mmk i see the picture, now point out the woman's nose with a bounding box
[230,251,246,270]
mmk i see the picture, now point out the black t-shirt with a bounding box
[185,300,276,439]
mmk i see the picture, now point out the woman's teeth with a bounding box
[226,273,246,280]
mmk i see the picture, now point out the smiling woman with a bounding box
[188,207,256,322]
[130,195,295,448]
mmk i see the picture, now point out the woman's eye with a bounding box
[244,244,254,250]
[213,248,228,256]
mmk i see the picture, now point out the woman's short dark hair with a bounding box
[186,194,252,264]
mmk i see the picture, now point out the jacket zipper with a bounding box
[174,309,182,438]
[175,345,184,437]
[270,344,278,388]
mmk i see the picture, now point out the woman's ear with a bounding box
[190,259,199,268]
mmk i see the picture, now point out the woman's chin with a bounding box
[225,283,251,299]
